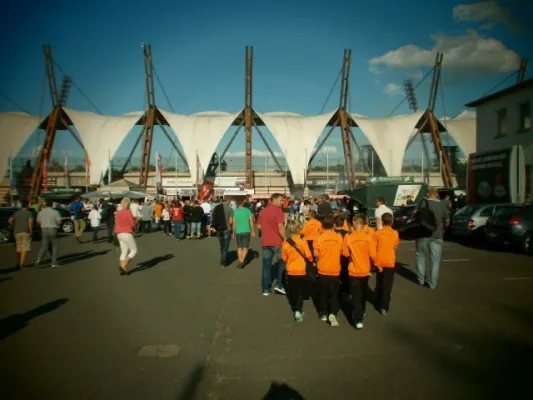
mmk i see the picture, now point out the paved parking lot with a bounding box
[1,231,532,399]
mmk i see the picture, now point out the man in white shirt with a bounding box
[129,200,141,233]
[201,199,212,237]
[374,196,393,230]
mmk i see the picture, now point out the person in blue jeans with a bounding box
[415,187,450,289]
[212,198,233,267]
[257,193,287,296]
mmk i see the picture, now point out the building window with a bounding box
[519,101,531,132]
[496,108,508,137]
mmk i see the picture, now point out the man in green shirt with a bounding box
[232,198,255,269]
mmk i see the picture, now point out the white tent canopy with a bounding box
[63,108,144,184]
[350,111,425,177]
[0,112,42,180]
[258,110,337,185]
[159,109,240,185]
[440,111,476,156]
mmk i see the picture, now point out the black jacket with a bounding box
[212,203,227,232]
[191,206,204,223]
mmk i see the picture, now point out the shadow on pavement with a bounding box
[57,250,111,266]
[0,277,12,283]
[128,254,174,275]
[0,266,20,275]
[227,250,238,265]
[261,382,305,399]
[390,313,533,399]
[0,298,69,340]
[176,364,205,400]
[394,262,419,285]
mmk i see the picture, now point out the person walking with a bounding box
[257,193,287,296]
[317,194,332,220]
[115,198,137,275]
[415,186,450,289]
[232,198,256,269]
[8,201,34,269]
[212,198,233,267]
[282,220,313,322]
[190,201,204,239]
[35,199,61,268]
[171,201,184,241]
[183,200,193,238]
[70,196,86,243]
[100,199,115,243]
[140,201,153,233]
[314,217,343,327]
[161,204,172,236]
[201,198,212,237]
[88,204,101,244]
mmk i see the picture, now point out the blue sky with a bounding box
[1,0,531,168]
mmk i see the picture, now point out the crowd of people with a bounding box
[6,187,449,330]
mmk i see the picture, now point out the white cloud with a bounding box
[383,83,403,96]
[316,145,338,154]
[369,30,520,82]
[453,0,529,33]
[225,149,283,158]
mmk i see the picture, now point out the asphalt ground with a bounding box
[0,229,532,400]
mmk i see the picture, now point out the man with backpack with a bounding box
[415,186,450,289]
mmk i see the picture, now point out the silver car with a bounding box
[452,203,510,240]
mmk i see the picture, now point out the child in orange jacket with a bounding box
[334,208,350,232]
[342,215,376,329]
[372,212,400,315]
[334,215,350,296]
[300,210,322,258]
[314,217,344,327]
[282,220,313,323]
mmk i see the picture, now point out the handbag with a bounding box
[287,238,317,282]
[112,234,120,247]
[398,199,437,239]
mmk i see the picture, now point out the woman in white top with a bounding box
[162,204,172,235]
[88,204,101,243]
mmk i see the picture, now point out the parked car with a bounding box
[0,207,41,244]
[392,205,417,231]
[56,208,75,233]
[485,204,533,254]
[451,203,510,241]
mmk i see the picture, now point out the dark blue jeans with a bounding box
[172,221,183,239]
[218,230,232,265]
[262,246,286,293]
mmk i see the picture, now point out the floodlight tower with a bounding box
[517,57,528,83]
[29,46,84,200]
[404,79,430,184]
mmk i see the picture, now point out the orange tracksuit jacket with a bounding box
[282,235,313,276]
[314,230,343,276]
[301,218,322,241]
[342,230,376,277]
[372,226,400,268]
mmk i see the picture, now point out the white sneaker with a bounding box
[262,292,270,296]
[320,315,328,322]
[274,287,286,295]
[355,322,363,329]
[328,314,339,327]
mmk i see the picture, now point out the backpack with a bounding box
[399,199,437,239]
